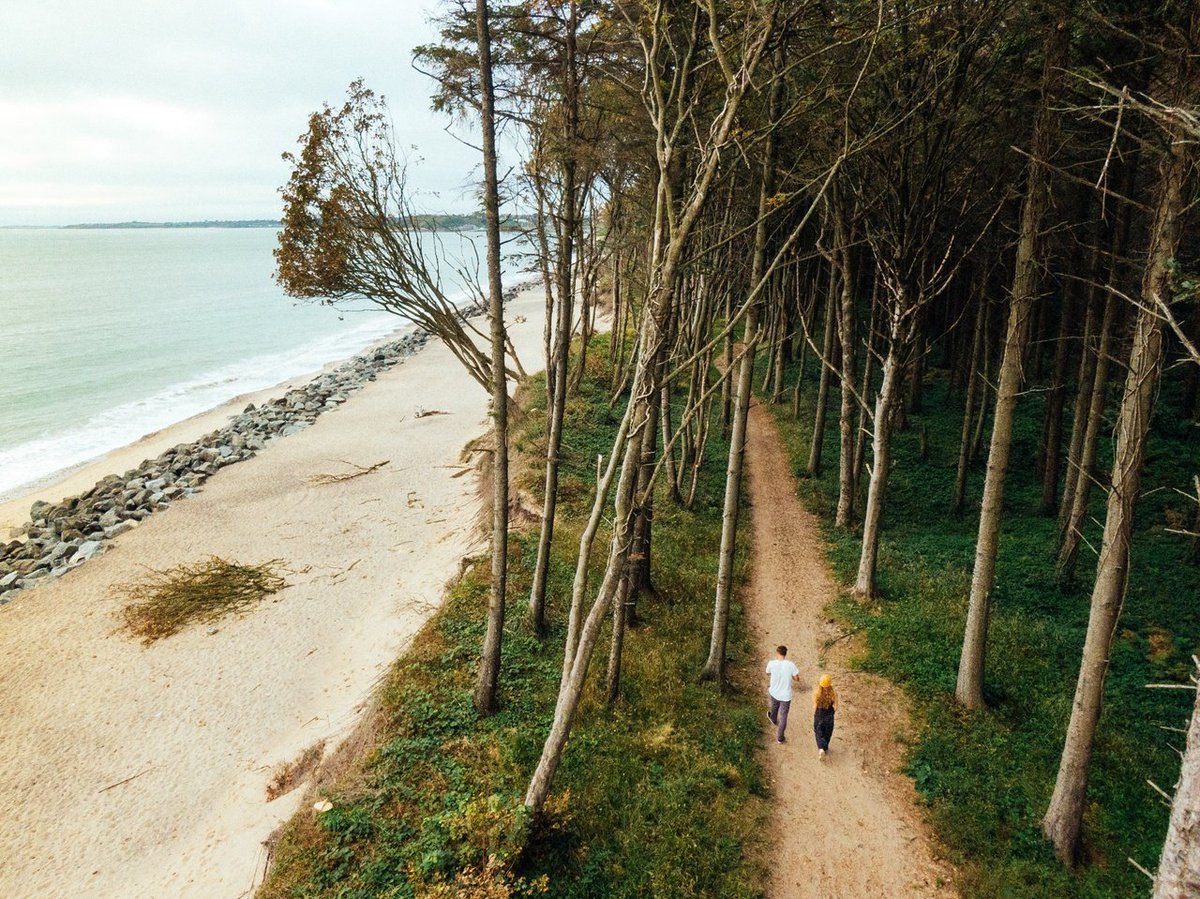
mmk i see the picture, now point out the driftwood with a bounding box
[306,459,390,485]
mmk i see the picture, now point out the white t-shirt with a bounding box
[765,659,800,702]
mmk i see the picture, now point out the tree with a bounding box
[1042,7,1198,858]
[1153,661,1200,898]
[275,80,519,719]
[955,2,1072,708]
[849,0,1010,598]
[700,40,784,684]
[276,83,511,392]
[524,0,782,813]
[471,0,513,717]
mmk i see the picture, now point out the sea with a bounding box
[0,226,527,500]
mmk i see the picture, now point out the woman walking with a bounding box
[813,674,837,759]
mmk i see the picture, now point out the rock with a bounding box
[104,520,136,539]
[30,500,51,520]
[69,541,103,566]
[42,542,71,565]
[0,571,18,588]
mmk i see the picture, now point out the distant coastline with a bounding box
[62,219,281,229]
[1,212,529,231]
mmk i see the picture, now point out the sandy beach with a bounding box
[0,288,546,898]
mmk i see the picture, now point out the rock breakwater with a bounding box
[0,327,436,603]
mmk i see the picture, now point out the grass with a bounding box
[765,355,1198,898]
[259,335,767,898]
[119,556,289,643]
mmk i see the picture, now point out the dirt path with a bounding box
[744,401,956,899]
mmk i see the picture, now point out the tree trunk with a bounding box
[771,287,787,404]
[701,45,783,683]
[1153,666,1200,898]
[855,349,901,599]
[527,8,580,635]
[722,289,735,434]
[1042,39,1193,856]
[627,369,661,617]
[834,192,859,529]
[760,307,778,395]
[955,7,1069,710]
[793,282,815,420]
[605,573,632,705]
[661,378,682,505]
[807,277,837,477]
[1059,282,1099,529]
[1039,292,1074,515]
[970,304,993,462]
[909,331,926,413]
[953,299,986,516]
[1057,289,1121,580]
[853,279,879,492]
[473,0,510,717]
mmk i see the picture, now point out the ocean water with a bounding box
[0,227,524,500]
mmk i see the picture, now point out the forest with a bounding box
[265,0,1200,896]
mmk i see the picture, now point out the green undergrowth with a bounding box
[260,335,766,899]
[766,356,1198,898]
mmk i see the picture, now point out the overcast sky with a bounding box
[0,1,486,225]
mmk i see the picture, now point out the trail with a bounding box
[744,401,956,898]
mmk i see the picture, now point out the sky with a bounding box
[0,1,486,225]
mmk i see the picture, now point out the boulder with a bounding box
[104,520,136,539]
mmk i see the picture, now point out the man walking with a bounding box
[765,645,800,744]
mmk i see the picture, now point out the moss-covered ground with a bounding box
[260,337,767,898]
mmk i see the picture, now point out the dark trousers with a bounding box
[768,697,791,742]
[814,706,835,750]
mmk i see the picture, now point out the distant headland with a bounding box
[62,219,281,229]
[53,213,525,231]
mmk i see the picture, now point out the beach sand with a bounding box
[0,345,413,536]
[0,288,546,898]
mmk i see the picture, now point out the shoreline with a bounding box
[0,281,536,537]
[0,284,547,898]
[0,324,418,535]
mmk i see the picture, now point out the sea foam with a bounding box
[0,313,413,500]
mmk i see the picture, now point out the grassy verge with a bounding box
[260,336,766,898]
[765,359,1198,897]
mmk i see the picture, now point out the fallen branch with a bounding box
[98,766,156,793]
[306,460,390,485]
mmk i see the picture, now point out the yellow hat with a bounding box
[819,674,832,688]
